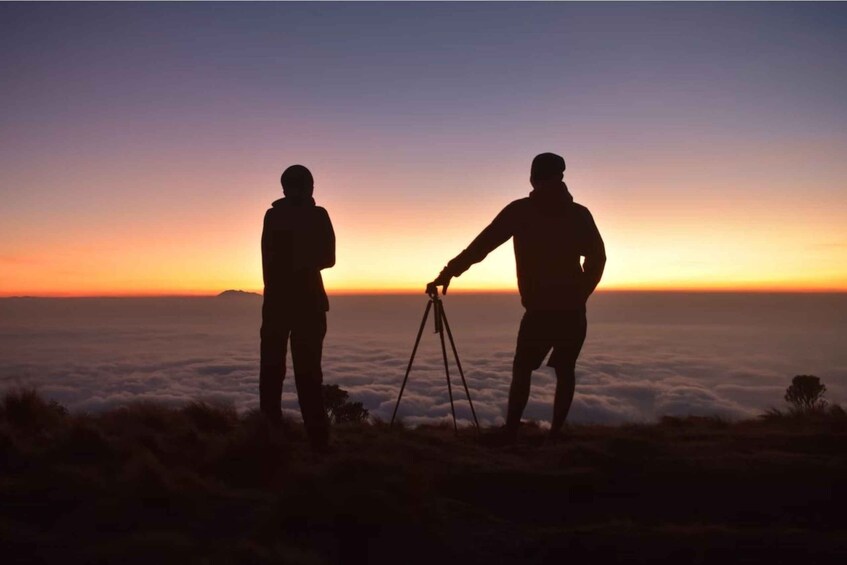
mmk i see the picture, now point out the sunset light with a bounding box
[2,3,845,297]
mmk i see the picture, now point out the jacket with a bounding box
[261,197,335,312]
[443,184,605,311]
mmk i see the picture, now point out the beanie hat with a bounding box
[530,153,566,181]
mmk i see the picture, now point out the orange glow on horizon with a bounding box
[3,140,846,298]
[3,282,846,299]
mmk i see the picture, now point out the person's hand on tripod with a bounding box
[426,269,452,296]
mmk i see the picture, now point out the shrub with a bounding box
[1,388,67,431]
[322,384,369,424]
[784,375,827,412]
[181,401,238,434]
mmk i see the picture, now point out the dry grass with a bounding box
[1,388,846,564]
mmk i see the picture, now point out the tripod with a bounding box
[390,290,480,433]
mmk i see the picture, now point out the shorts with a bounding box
[514,309,587,371]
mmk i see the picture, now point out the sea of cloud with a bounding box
[1,293,844,426]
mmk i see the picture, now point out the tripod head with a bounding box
[425,282,442,301]
[426,286,443,332]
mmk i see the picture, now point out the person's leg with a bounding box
[291,311,329,449]
[506,363,533,432]
[259,299,289,423]
[548,310,587,434]
[550,363,576,433]
[506,311,550,434]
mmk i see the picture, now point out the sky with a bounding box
[2,2,846,296]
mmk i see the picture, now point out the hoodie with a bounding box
[261,196,335,313]
[442,183,605,311]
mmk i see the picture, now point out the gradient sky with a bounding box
[2,2,846,296]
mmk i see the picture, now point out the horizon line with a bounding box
[3,287,847,299]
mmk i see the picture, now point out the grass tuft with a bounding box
[1,388,67,432]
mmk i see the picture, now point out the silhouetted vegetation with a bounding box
[785,374,828,412]
[1,388,846,564]
[322,384,370,424]
[764,375,841,422]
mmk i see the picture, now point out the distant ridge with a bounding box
[217,290,261,298]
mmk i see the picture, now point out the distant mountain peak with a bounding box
[217,290,261,298]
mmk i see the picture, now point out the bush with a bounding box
[322,384,369,424]
[1,388,67,431]
[784,375,827,412]
[181,401,238,434]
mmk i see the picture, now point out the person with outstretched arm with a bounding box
[427,153,605,439]
[260,164,335,451]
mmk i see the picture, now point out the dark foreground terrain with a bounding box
[1,390,845,564]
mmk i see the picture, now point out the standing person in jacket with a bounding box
[427,153,605,438]
[260,164,335,450]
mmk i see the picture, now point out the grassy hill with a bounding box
[1,389,845,564]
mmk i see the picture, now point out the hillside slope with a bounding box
[1,390,845,564]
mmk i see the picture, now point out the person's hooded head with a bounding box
[530,153,565,190]
[280,165,314,204]
[529,152,572,205]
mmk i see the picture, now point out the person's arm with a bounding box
[428,204,517,294]
[261,211,272,288]
[580,209,606,299]
[316,208,336,270]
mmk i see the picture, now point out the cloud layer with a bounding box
[1,294,845,425]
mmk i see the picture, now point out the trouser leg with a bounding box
[291,312,329,448]
[259,303,289,422]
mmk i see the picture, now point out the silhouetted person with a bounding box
[428,153,605,438]
[261,165,335,450]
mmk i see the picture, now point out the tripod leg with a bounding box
[435,301,459,434]
[440,304,481,432]
[391,300,432,427]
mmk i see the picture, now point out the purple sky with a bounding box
[2,3,846,294]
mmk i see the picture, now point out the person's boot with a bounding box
[495,414,520,444]
[545,423,570,445]
[307,424,331,454]
[261,408,283,429]
[503,406,524,440]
